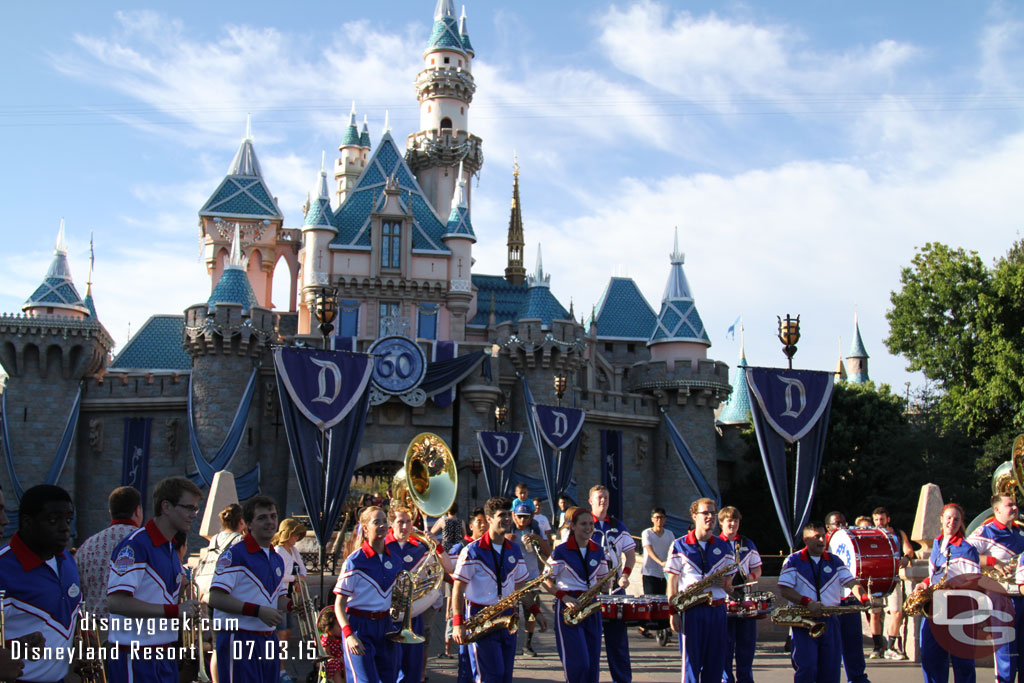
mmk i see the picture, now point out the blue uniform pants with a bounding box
[603,614,633,682]
[921,617,975,683]
[343,614,398,683]
[463,604,516,683]
[791,616,841,683]
[395,614,425,683]
[837,608,869,683]
[215,631,278,683]
[107,643,178,683]
[995,597,1024,683]
[680,603,727,683]
[723,615,757,683]
[554,600,603,683]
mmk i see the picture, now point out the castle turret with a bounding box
[299,153,339,335]
[834,337,848,382]
[335,103,366,205]
[443,161,475,340]
[23,220,90,320]
[198,118,297,312]
[846,313,870,384]
[717,328,751,425]
[504,156,526,285]
[647,228,711,370]
[406,0,482,219]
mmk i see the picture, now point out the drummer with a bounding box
[824,511,870,683]
[718,506,762,683]
[969,493,1024,683]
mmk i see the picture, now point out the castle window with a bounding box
[458,60,462,67]
[444,56,450,64]
[431,58,435,65]
[461,106,464,115]
[604,343,614,353]
[627,343,636,353]
[417,303,439,340]
[378,301,401,337]
[381,222,401,269]
[339,299,360,337]
[440,117,452,131]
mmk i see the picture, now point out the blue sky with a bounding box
[2,1,1023,394]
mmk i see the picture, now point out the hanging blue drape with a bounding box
[477,431,524,497]
[420,350,490,398]
[187,368,261,498]
[521,377,584,521]
[1,384,82,501]
[121,418,152,515]
[432,340,457,407]
[661,408,720,505]
[600,430,624,522]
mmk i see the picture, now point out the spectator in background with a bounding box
[75,486,143,621]
[855,516,872,528]
[532,498,553,542]
[431,503,467,552]
[639,507,674,637]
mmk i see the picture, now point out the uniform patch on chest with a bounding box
[823,566,833,574]
[113,546,135,574]
[404,555,414,564]
[508,556,516,565]
[713,548,722,555]
[589,559,598,567]
[276,567,282,577]
[68,583,80,598]
[216,549,233,571]
[384,561,393,570]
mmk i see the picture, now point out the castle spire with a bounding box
[648,228,710,354]
[846,312,870,384]
[84,231,97,318]
[459,5,474,56]
[835,336,848,381]
[717,324,751,425]
[527,244,549,288]
[443,160,475,241]
[504,154,526,285]
[341,102,360,147]
[23,219,90,318]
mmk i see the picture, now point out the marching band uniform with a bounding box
[593,515,635,683]
[778,547,853,683]
[106,519,183,683]
[548,534,609,683]
[385,528,434,683]
[970,520,1024,683]
[822,527,869,683]
[920,534,979,683]
[0,532,82,683]
[452,531,528,683]
[720,533,762,683]
[666,531,735,683]
[335,540,402,683]
[210,533,287,683]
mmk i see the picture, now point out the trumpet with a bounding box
[293,576,329,663]
[181,568,210,683]
[74,620,107,683]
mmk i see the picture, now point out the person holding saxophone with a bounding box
[542,506,610,683]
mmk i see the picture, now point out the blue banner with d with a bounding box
[477,431,524,497]
[745,367,834,549]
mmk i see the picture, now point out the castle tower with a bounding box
[443,161,476,340]
[299,154,338,334]
[717,327,751,425]
[334,103,366,205]
[834,337,848,382]
[504,156,526,285]
[198,119,298,312]
[0,223,113,497]
[846,313,870,384]
[406,0,483,219]
[647,228,711,370]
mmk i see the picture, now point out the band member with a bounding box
[543,506,609,683]
[665,497,734,683]
[334,506,401,683]
[385,505,453,683]
[208,495,287,683]
[450,507,486,679]
[0,485,79,683]
[509,500,550,657]
[719,506,762,683]
[868,506,913,659]
[910,503,978,683]
[823,511,870,683]
[76,486,142,621]
[589,485,635,683]
[779,522,868,683]
[451,496,530,683]
[969,493,1024,683]
[107,476,201,683]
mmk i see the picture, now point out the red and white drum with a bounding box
[726,591,775,619]
[597,594,671,624]
[827,527,901,596]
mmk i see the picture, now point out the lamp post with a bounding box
[494,404,508,430]
[311,285,338,604]
[553,374,567,406]
[777,314,801,369]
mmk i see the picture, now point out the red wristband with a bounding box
[242,602,260,618]
[529,603,541,616]
[452,614,465,626]
[342,625,354,638]
[164,604,180,619]
[622,566,632,576]
[860,594,870,605]
[986,556,998,567]
[800,596,812,606]
[286,599,294,612]
[555,590,568,601]
[436,544,445,556]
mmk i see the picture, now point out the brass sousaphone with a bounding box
[967,434,1024,536]
[388,433,458,643]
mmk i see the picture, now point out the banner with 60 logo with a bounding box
[369,336,427,394]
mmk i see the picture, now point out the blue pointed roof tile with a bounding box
[24,235,89,316]
[519,286,570,325]
[208,266,259,313]
[648,232,711,347]
[426,16,465,54]
[469,275,526,327]
[590,277,657,340]
[717,351,751,425]
[109,315,192,371]
[199,136,283,220]
[848,317,869,359]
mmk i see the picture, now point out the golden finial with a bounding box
[513,150,520,179]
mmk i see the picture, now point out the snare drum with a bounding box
[827,527,901,596]
[597,594,671,625]
[726,591,774,619]
[749,591,775,619]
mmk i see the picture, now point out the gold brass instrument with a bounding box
[74,620,107,683]
[181,567,210,683]
[294,575,330,666]
[562,571,616,626]
[387,433,457,644]
[970,435,1024,535]
[669,561,740,613]
[904,562,951,617]
[771,603,869,638]
[464,568,551,643]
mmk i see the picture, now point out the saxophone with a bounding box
[562,570,617,626]
[669,561,740,613]
[464,567,551,643]
[771,603,869,638]
[904,562,951,617]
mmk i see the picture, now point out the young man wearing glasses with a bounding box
[107,476,203,683]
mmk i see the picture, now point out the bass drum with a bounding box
[827,527,901,597]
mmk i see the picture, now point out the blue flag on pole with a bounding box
[477,431,524,497]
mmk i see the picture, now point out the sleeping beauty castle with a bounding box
[0,1,872,541]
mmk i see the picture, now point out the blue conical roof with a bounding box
[208,266,259,313]
[359,116,371,149]
[444,164,475,241]
[718,346,751,425]
[199,126,283,220]
[303,159,336,232]
[848,314,869,359]
[83,286,97,319]
[648,230,711,347]
[590,277,657,340]
[459,6,474,56]
[426,0,465,54]
[23,222,90,316]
